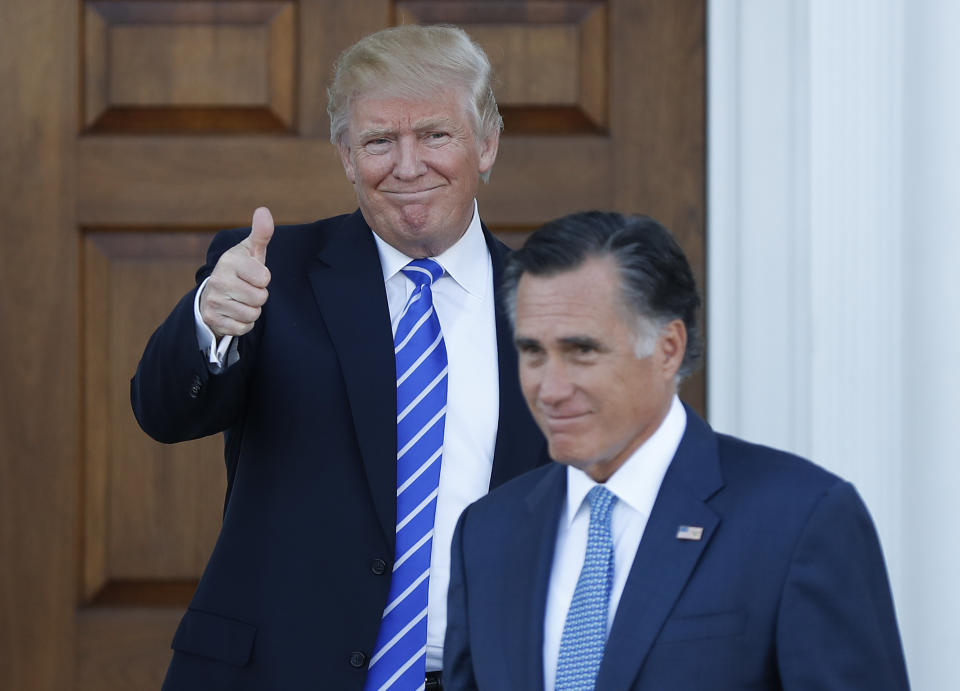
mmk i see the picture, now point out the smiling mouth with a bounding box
[384,187,440,197]
[542,412,590,429]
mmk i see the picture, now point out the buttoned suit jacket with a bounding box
[131,210,546,690]
[444,405,910,690]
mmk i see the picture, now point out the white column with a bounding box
[900,2,960,688]
[708,0,813,455]
[709,0,919,682]
[709,0,904,527]
[804,0,904,595]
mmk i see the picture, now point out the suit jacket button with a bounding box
[349,651,367,668]
[189,375,202,399]
[370,558,387,575]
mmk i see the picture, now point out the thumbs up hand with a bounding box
[200,207,275,339]
[243,206,274,263]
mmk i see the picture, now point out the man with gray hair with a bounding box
[132,25,544,690]
[444,211,909,690]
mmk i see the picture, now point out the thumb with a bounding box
[247,206,274,263]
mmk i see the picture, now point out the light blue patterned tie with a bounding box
[555,485,618,691]
[365,258,448,691]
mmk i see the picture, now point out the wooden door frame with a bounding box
[1,2,78,689]
[0,2,705,688]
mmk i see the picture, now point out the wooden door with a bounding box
[0,1,704,688]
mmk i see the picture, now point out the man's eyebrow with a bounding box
[357,118,456,141]
[357,127,394,140]
[412,117,457,132]
[558,335,603,350]
[514,335,606,351]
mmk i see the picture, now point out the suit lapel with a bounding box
[486,228,547,489]
[304,219,546,547]
[596,409,725,691]
[500,465,565,691]
[307,211,398,545]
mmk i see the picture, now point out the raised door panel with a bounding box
[84,1,297,132]
[82,232,224,600]
[398,0,608,132]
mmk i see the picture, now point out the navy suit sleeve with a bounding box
[776,481,910,689]
[130,228,256,443]
[444,508,480,691]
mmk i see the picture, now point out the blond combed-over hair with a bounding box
[327,25,503,180]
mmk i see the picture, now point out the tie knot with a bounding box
[587,485,617,523]
[402,258,444,288]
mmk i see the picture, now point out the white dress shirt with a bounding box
[194,201,500,672]
[542,396,686,690]
[371,202,499,671]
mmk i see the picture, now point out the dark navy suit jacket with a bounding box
[131,210,545,690]
[444,406,910,690]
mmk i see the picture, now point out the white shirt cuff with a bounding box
[194,277,236,371]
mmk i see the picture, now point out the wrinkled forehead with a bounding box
[346,83,476,130]
[516,260,624,317]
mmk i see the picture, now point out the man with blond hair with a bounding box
[132,25,544,690]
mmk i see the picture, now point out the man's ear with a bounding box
[657,319,687,381]
[339,142,356,184]
[477,131,500,176]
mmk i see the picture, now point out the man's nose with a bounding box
[393,137,425,179]
[536,359,575,406]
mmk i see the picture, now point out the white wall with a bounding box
[708,0,959,687]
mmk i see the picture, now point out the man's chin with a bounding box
[397,202,432,229]
[545,443,588,468]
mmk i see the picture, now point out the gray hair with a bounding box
[327,25,503,181]
[503,211,703,381]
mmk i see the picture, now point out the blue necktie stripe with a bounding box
[397,360,445,409]
[391,657,428,690]
[389,537,432,587]
[397,369,447,424]
[377,575,429,636]
[396,409,444,458]
[397,418,445,466]
[397,464,441,516]
[396,492,438,539]
[397,448,442,495]
[396,499,439,555]
[395,311,440,367]
[369,615,428,681]
[365,258,447,691]
[397,390,445,440]
[373,645,428,691]
[395,337,443,385]
[555,485,618,691]
[397,449,442,496]
[394,297,432,343]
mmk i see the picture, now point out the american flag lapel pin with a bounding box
[676,525,704,541]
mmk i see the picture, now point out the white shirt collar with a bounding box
[371,199,487,298]
[565,395,687,525]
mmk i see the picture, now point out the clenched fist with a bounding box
[200,206,274,339]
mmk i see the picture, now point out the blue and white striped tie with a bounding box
[365,258,448,691]
[555,485,618,691]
